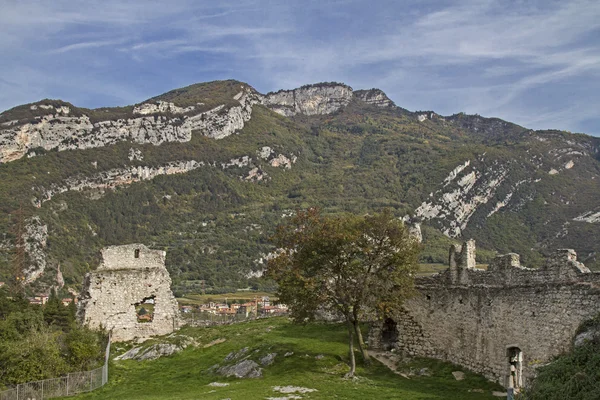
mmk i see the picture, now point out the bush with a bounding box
[520,315,600,400]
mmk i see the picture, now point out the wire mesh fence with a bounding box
[0,338,110,400]
[181,310,288,327]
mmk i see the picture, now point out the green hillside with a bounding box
[1,80,599,295]
[72,317,504,400]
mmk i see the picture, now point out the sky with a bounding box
[1,0,599,135]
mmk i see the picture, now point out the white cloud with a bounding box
[0,0,598,134]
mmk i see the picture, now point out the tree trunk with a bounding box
[353,320,371,364]
[346,321,356,377]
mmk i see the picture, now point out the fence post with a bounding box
[507,388,514,400]
[16,384,18,400]
[90,370,93,391]
[41,379,44,400]
[66,374,69,396]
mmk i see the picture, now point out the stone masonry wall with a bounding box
[77,244,180,342]
[369,242,600,388]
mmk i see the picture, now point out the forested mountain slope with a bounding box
[1,80,599,295]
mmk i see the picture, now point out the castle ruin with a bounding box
[369,240,600,389]
[77,244,180,342]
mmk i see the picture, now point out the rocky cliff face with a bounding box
[261,83,354,117]
[23,216,48,283]
[354,89,395,107]
[415,158,510,237]
[2,79,600,293]
[0,82,395,163]
[0,86,260,163]
[32,146,297,206]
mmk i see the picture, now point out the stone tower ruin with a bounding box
[369,241,600,389]
[78,244,180,342]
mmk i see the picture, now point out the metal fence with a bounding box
[181,310,288,327]
[0,336,111,400]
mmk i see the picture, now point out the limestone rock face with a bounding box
[354,89,395,107]
[133,101,195,115]
[115,343,182,361]
[415,159,509,237]
[23,216,48,283]
[0,82,392,164]
[77,244,180,342]
[34,160,205,207]
[217,359,262,378]
[0,88,260,163]
[262,83,353,116]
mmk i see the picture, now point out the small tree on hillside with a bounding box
[267,208,420,377]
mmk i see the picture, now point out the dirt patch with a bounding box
[203,338,226,348]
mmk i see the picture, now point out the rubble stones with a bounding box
[224,347,249,361]
[115,343,182,361]
[260,353,277,366]
[452,371,465,381]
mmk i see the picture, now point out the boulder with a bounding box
[260,353,277,366]
[452,371,465,381]
[217,360,262,378]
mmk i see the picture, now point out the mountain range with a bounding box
[1,79,599,295]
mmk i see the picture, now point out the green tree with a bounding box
[43,289,73,329]
[65,325,103,371]
[0,329,69,385]
[520,314,600,400]
[267,208,420,377]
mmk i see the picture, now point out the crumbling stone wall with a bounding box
[369,242,600,388]
[78,244,180,342]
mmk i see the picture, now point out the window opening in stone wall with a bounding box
[507,347,523,390]
[134,295,156,323]
[381,318,398,351]
[134,248,140,258]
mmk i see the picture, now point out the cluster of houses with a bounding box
[180,296,288,317]
[0,280,79,307]
[27,294,76,306]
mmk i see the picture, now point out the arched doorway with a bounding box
[506,347,523,389]
[381,318,398,350]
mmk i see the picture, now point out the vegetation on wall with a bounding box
[520,314,600,400]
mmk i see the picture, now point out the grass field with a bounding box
[176,264,481,306]
[417,263,489,276]
[72,318,503,400]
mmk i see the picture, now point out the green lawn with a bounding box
[417,264,489,276]
[72,318,503,400]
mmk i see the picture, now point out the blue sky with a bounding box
[1,0,599,135]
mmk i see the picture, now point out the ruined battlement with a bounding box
[370,240,600,389]
[423,244,598,288]
[78,244,180,342]
[99,244,166,271]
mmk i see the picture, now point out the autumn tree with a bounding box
[267,208,420,377]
